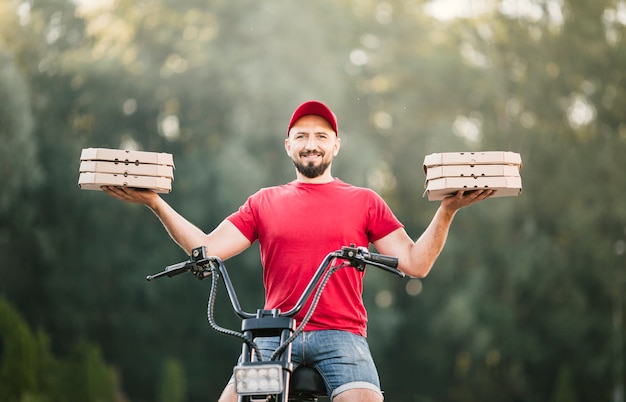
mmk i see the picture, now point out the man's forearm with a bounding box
[409,205,457,277]
[149,197,208,255]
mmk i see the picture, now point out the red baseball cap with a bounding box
[287,100,338,136]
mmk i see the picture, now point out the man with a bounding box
[103,100,493,401]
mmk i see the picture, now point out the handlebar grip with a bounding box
[368,253,398,269]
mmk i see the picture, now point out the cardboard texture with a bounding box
[424,176,522,201]
[422,151,523,201]
[79,161,174,179]
[423,151,522,171]
[425,164,520,180]
[79,148,174,193]
[78,172,172,193]
[80,148,174,167]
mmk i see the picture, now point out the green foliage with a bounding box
[0,296,120,402]
[551,366,579,402]
[61,340,118,402]
[0,296,40,400]
[157,358,187,402]
[0,49,41,208]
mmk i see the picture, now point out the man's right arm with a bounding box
[102,186,252,259]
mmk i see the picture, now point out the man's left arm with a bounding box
[373,189,494,278]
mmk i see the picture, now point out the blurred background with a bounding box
[1,0,625,401]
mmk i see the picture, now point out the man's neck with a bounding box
[295,171,335,184]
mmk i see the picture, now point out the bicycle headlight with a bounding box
[234,363,283,395]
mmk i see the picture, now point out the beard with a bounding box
[293,156,331,179]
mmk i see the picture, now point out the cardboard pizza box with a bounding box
[79,160,175,179]
[80,148,174,167]
[424,176,522,201]
[78,172,172,193]
[423,151,522,171]
[425,164,520,180]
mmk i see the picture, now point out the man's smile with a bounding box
[301,152,323,161]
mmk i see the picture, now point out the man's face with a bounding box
[285,115,340,179]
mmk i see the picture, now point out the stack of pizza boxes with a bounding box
[78,148,174,193]
[423,151,522,201]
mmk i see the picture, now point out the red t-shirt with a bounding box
[226,178,403,336]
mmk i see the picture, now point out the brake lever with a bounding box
[146,246,214,281]
[146,261,189,281]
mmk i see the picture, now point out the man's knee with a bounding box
[218,383,237,402]
[333,387,384,402]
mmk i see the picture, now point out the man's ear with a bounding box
[284,137,291,155]
[333,137,341,156]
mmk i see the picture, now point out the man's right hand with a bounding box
[101,186,159,208]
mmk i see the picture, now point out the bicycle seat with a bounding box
[289,365,328,400]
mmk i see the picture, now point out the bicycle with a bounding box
[147,244,405,401]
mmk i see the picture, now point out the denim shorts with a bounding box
[228,330,383,400]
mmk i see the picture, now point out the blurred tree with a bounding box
[551,365,579,402]
[0,295,121,402]
[60,340,119,402]
[0,49,42,211]
[157,357,187,402]
[0,42,44,336]
[0,296,40,400]
[1,0,625,400]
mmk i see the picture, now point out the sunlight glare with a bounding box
[424,0,493,20]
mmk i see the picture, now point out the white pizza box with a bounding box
[424,176,522,201]
[423,151,522,171]
[80,148,174,167]
[425,164,520,180]
[78,172,172,193]
[79,160,174,179]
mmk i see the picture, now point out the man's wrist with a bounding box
[437,204,457,222]
[146,193,162,211]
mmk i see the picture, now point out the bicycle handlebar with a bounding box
[146,244,404,320]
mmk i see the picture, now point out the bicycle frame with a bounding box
[147,245,405,401]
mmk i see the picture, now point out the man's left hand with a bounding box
[441,189,495,212]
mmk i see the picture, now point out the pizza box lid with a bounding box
[78,172,172,193]
[425,164,520,180]
[79,161,174,179]
[80,148,174,167]
[423,151,522,172]
[424,176,522,201]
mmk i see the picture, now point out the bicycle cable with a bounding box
[206,264,264,362]
[270,259,347,361]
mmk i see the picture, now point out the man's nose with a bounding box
[305,136,319,150]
